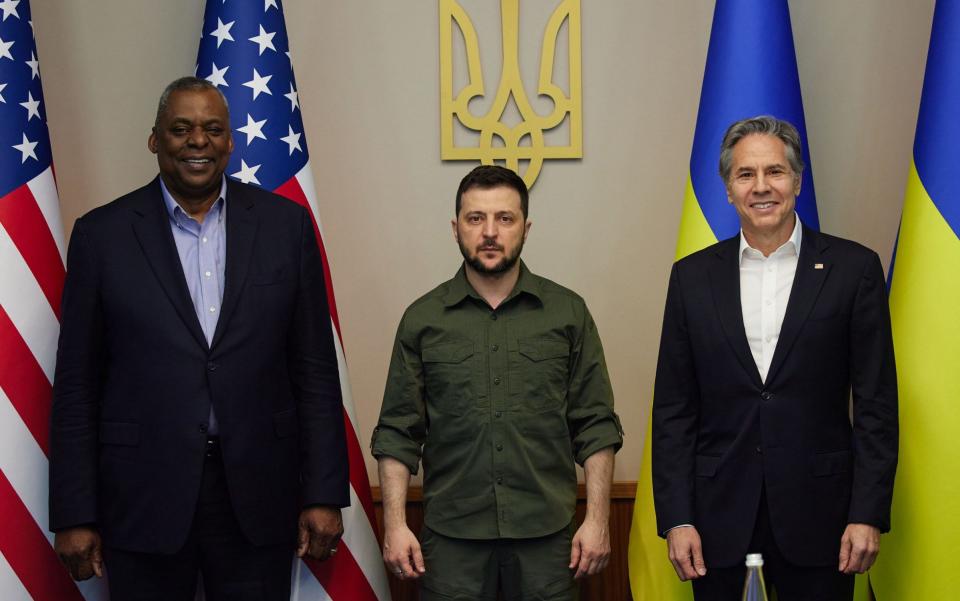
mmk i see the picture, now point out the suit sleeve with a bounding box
[49,218,104,532]
[289,208,350,508]
[651,263,701,537]
[847,252,898,531]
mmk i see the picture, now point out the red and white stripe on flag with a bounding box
[0,1,107,598]
[0,170,111,601]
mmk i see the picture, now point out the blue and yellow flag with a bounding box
[627,1,820,598]
[869,2,960,598]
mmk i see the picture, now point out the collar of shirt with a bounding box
[159,175,228,230]
[442,260,543,308]
[738,212,803,264]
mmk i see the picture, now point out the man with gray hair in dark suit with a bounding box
[653,116,898,600]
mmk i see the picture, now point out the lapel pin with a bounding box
[814,263,824,270]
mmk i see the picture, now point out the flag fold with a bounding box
[870,2,960,598]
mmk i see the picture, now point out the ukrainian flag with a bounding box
[869,2,960,598]
[627,1,820,598]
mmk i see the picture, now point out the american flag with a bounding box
[0,1,108,600]
[196,1,390,600]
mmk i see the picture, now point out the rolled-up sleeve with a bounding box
[371,315,427,475]
[566,304,623,465]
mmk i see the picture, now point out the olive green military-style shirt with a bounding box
[371,262,623,540]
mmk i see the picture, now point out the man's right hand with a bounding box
[54,526,103,581]
[382,524,425,580]
[666,525,707,581]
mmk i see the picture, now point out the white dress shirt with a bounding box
[739,215,802,383]
[666,215,804,535]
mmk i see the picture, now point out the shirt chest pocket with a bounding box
[422,341,477,416]
[509,338,570,412]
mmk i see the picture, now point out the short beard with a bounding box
[458,236,523,275]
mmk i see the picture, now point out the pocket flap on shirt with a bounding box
[695,454,720,477]
[273,409,298,439]
[517,339,569,361]
[813,450,852,476]
[422,342,474,363]
[99,421,140,446]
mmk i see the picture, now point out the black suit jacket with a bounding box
[652,225,898,568]
[49,177,349,553]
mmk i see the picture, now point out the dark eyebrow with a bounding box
[168,117,225,126]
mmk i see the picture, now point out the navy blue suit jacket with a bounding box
[652,225,898,568]
[49,177,349,553]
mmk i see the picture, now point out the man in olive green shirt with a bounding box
[372,165,622,600]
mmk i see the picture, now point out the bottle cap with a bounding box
[745,553,764,567]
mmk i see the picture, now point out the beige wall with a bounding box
[33,1,933,485]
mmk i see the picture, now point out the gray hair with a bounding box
[718,116,804,183]
[154,76,229,129]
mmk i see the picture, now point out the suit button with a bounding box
[496,443,503,451]
[496,476,503,485]
[199,423,208,434]
[756,446,762,454]
[207,361,218,372]
[495,411,502,418]
[490,313,498,321]
[760,391,773,401]
[494,377,501,385]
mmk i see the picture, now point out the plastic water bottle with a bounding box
[741,553,770,601]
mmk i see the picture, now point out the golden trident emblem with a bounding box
[439,0,583,188]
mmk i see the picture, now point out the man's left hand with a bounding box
[569,518,611,579]
[297,506,343,561]
[838,523,880,574]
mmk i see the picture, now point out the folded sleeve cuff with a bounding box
[573,414,623,466]
[370,427,421,475]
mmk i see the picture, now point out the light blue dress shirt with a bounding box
[160,177,227,435]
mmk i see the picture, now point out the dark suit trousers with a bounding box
[692,487,854,601]
[103,440,293,601]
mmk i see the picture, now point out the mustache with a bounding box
[477,240,503,251]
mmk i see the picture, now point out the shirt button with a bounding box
[490,313,497,321]
[202,236,208,243]
[494,377,501,385]
[205,271,212,278]
[495,411,502,418]
[491,344,499,352]
[209,306,217,313]
[765,299,773,306]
